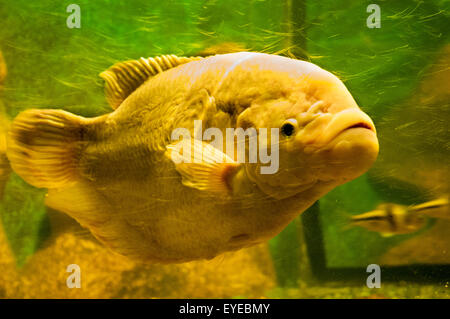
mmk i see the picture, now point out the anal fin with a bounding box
[45,181,111,228]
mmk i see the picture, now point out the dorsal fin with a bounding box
[100,54,204,109]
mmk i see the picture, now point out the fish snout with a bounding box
[320,109,378,178]
[295,109,376,147]
[288,108,378,181]
[321,109,376,144]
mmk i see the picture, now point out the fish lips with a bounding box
[303,109,378,154]
[299,109,377,150]
[298,109,379,179]
[321,109,376,145]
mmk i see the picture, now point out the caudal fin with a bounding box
[411,195,449,220]
[6,109,87,189]
[0,107,10,198]
[0,50,7,87]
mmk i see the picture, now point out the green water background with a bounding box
[0,0,448,287]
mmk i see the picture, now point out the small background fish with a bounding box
[350,203,428,237]
[350,196,449,237]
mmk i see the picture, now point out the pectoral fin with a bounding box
[165,139,240,194]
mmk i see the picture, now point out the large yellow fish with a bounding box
[6,52,378,262]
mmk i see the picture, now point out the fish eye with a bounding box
[281,119,297,137]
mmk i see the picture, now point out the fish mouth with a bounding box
[346,122,373,130]
[320,109,376,145]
